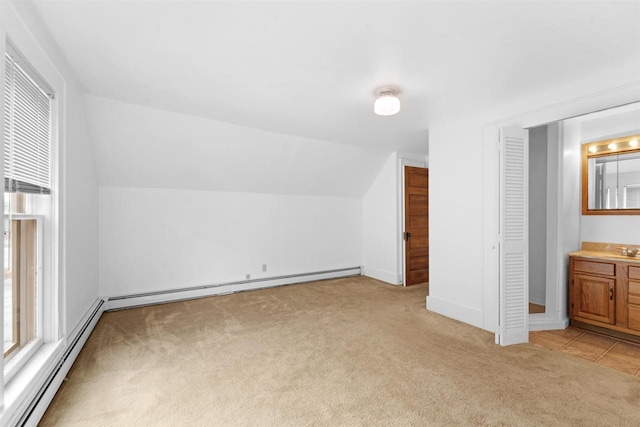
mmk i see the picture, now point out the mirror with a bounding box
[582,134,640,215]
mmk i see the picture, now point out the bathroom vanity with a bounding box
[569,242,640,338]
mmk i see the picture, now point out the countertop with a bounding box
[569,250,640,265]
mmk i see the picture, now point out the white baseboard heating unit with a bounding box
[107,266,362,310]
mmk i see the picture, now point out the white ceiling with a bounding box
[33,1,640,155]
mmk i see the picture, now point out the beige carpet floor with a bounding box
[40,276,640,426]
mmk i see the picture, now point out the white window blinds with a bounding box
[4,45,53,195]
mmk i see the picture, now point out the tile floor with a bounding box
[530,326,640,377]
[528,303,545,314]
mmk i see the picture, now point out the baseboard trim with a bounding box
[17,298,105,427]
[528,315,570,331]
[426,295,484,329]
[362,266,401,285]
[106,267,362,310]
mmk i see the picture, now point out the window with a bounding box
[3,42,54,379]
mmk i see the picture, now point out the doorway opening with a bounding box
[527,124,555,314]
[526,102,640,322]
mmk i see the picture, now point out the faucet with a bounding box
[624,248,639,257]
[618,247,639,257]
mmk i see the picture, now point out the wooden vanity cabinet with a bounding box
[570,259,616,325]
[629,266,640,331]
[569,256,640,337]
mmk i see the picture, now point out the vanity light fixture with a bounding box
[374,88,400,116]
[585,134,640,157]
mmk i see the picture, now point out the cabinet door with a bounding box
[629,279,640,331]
[573,274,615,325]
[629,305,640,331]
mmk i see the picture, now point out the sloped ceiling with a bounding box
[84,95,391,197]
[29,1,640,195]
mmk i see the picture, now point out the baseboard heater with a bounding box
[18,299,104,427]
[107,266,362,310]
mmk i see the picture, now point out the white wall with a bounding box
[362,152,428,285]
[87,95,393,297]
[99,187,362,296]
[428,118,486,328]
[582,108,640,142]
[362,153,400,284]
[580,107,640,245]
[62,80,100,332]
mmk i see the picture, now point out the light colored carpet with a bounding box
[40,276,640,426]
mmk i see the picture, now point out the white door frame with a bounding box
[483,83,640,341]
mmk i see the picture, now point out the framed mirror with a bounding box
[582,134,640,215]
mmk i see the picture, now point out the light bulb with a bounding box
[588,146,597,153]
[630,139,639,148]
[608,143,617,150]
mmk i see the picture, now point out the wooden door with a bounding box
[573,273,615,325]
[404,166,428,286]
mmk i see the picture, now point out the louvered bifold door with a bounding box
[498,127,529,346]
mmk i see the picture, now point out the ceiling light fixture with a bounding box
[374,88,400,116]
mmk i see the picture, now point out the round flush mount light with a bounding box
[374,88,400,116]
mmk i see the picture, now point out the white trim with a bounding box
[496,82,640,130]
[106,267,361,310]
[542,123,561,326]
[528,314,570,331]
[482,125,500,333]
[3,215,45,385]
[498,331,528,346]
[426,295,483,329]
[1,298,104,427]
[362,266,401,285]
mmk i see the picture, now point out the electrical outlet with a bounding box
[246,274,250,280]
[262,264,267,272]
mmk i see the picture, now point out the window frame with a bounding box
[2,214,44,383]
[1,39,60,386]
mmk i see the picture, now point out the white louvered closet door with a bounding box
[498,127,529,345]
